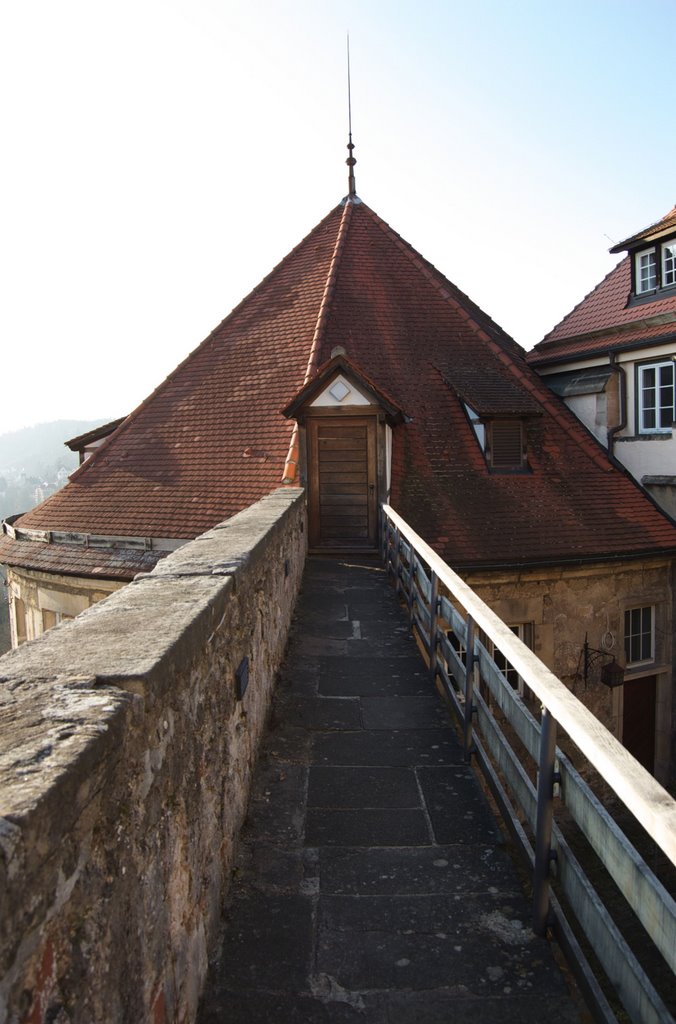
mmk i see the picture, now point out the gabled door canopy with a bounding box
[282,353,406,425]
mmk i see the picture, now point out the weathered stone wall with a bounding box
[464,556,674,787]
[0,566,9,656]
[0,488,306,1024]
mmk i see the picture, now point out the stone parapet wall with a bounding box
[0,488,307,1024]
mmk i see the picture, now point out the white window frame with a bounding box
[637,360,675,433]
[489,623,534,698]
[624,605,655,666]
[635,247,657,294]
[662,240,676,288]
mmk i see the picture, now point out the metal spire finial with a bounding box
[346,34,357,197]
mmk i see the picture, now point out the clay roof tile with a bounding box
[4,197,675,572]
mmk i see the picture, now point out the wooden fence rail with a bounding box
[381,504,676,1024]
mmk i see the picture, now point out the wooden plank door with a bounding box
[307,416,377,550]
[622,675,656,772]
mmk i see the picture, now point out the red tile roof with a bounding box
[15,205,345,539]
[528,256,676,365]
[0,533,166,581]
[610,203,676,252]
[4,197,676,572]
[65,417,126,452]
[528,205,676,366]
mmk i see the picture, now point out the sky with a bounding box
[1,0,675,438]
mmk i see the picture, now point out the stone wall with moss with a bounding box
[0,488,306,1024]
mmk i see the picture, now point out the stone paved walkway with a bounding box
[197,557,582,1023]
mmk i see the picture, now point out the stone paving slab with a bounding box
[360,694,450,729]
[306,807,432,847]
[278,695,363,731]
[197,557,583,1024]
[308,766,421,807]
[318,846,524,897]
[318,655,428,695]
[313,727,465,766]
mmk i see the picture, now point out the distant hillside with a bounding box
[0,420,109,477]
[0,419,110,522]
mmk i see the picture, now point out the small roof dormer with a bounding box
[610,205,676,302]
[282,353,405,552]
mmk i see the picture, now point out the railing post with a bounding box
[429,571,439,682]
[464,615,477,760]
[533,707,557,936]
[392,525,401,597]
[406,552,415,626]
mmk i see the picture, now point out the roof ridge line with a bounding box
[363,206,615,473]
[66,203,347,488]
[536,309,676,352]
[363,205,524,357]
[304,197,355,383]
[529,327,676,367]
[282,199,354,484]
[535,257,625,349]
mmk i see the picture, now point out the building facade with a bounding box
[2,186,675,782]
[528,204,676,520]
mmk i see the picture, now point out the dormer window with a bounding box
[487,420,526,471]
[464,404,527,471]
[662,241,676,287]
[635,248,657,293]
[465,404,486,450]
[632,238,676,297]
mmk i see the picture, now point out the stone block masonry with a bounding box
[0,488,306,1024]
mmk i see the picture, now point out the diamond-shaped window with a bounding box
[329,380,351,403]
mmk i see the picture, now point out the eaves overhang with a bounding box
[528,329,676,369]
[609,207,676,253]
[454,544,676,575]
[65,417,127,451]
[0,514,185,581]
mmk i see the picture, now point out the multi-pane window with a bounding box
[634,239,676,295]
[489,623,534,698]
[636,248,657,293]
[663,241,676,287]
[624,606,654,665]
[638,360,675,432]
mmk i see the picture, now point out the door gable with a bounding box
[282,353,405,425]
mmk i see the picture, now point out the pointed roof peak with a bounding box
[345,33,357,199]
[346,133,357,198]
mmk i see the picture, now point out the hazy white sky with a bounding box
[1,0,675,437]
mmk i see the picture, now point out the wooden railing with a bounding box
[381,504,676,1024]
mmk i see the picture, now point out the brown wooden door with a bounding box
[622,675,656,772]
[307,416,377,550]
